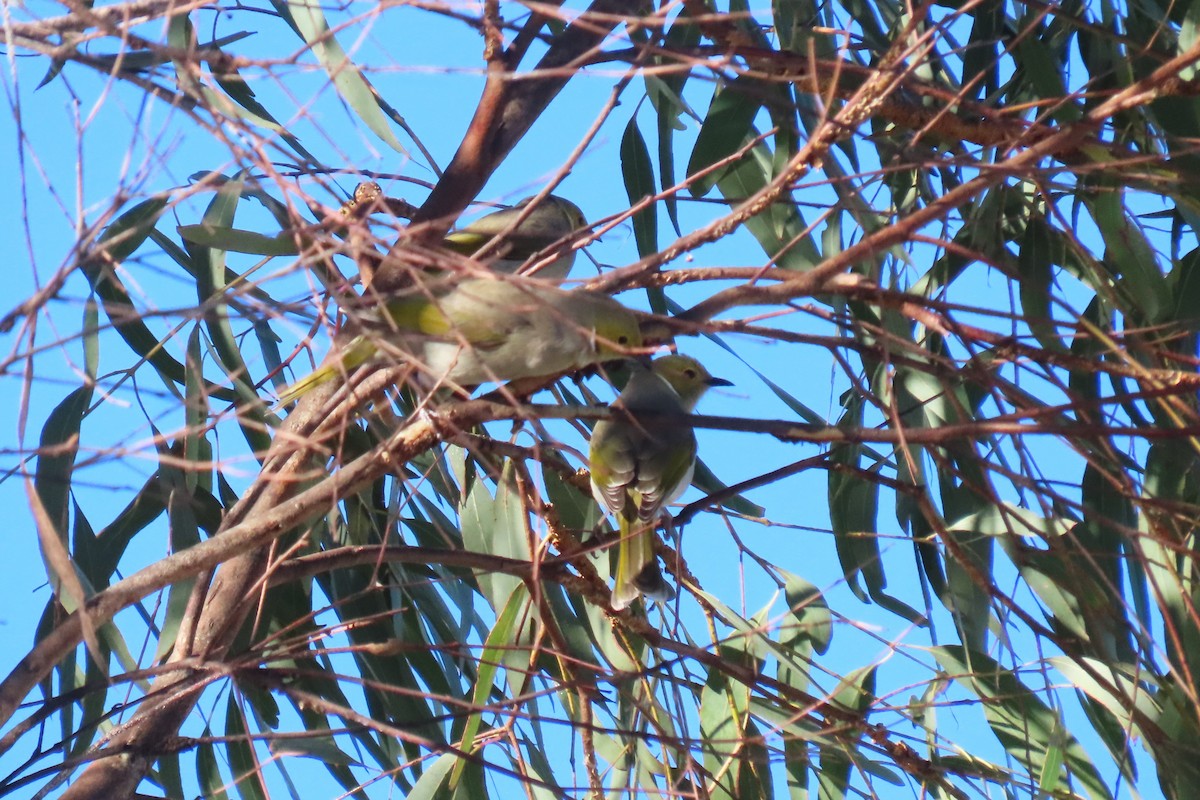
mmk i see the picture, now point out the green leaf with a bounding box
[66,562,109,758]
[1168,245,1200,330]
[828,397,881,601]
[82,295,99,381]
[827,398,924,622]
[187,175,273,452]
[407,751,458,800]
[713,143,821,272]
[281,0,407,153]
[178,224,301,256]
[225,694,268,800]
[933,646,1114,800]
[93,471,167,580]
[542,467,603,532]
[782,572,832,658]
[1018,217,1069,353]
[1092,192,1168,321]
[946,502,1070,540]
[155,458,202,661]
[700,674,743,800]
[687,80,762,198]
[620,115,659,259]
[833,664,877,715]
[772,0,805,51]
[514,734,564,800]
[961,1,1001,97]
[196,730,230,800]
[153,749,185,799]
[450,584,530,789]
[739,717,774,800]
[460,473,529,612]
[193,177,251,388]
[97,195,171,261]
[267,734,361,766]
[211,62,318,162]
[83,197,238,401]
[1015,37,1078,123]
[937,489,997,652]
[827,448,880,602]
[814,734,852,799]
[652,9,701,233]
[691,458,765,517]
[35,386,92,542]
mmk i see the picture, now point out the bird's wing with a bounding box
[382,296,453,336]
[441,228,492,254]
[446,229,550,256]
[589,421,639,516]
[633,429,697,522]
[383,286,533,349]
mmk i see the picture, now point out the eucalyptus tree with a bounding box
[4,0,1199,797]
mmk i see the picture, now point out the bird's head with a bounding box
[592,310,644,359]
[510,195,587,241]
[651,355,732,410]
[443,195,587,260]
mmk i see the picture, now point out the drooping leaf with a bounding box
[278,0,408,154]
[621,115,659,259]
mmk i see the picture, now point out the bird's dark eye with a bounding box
[618,335,630,345]
[684,368,697,379]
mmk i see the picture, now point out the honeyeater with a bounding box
[276,279,641,405]
[589,354,731,610]
[442,195,586,282]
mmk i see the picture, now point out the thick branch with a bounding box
[375,0,646,290]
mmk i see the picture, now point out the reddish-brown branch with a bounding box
[376,0,648,293]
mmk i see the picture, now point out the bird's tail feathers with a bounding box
[274,336,378,407]
[611,510,673,610]
[633,562,675,604]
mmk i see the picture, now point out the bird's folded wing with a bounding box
[634,433,697,522]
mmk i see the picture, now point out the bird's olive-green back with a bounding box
[442,196,585,257]
[380,280,639,352]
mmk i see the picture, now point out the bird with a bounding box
[589,354,732,610]
[275,278,642,406]
[441,195,586,283]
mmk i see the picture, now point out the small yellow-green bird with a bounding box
[589,354,731,610]
[276,279,641,405]
[443,195,586,282]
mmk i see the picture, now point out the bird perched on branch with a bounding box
[442,195,586,283]
[589,354,731,610]
[275,279,642,406]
